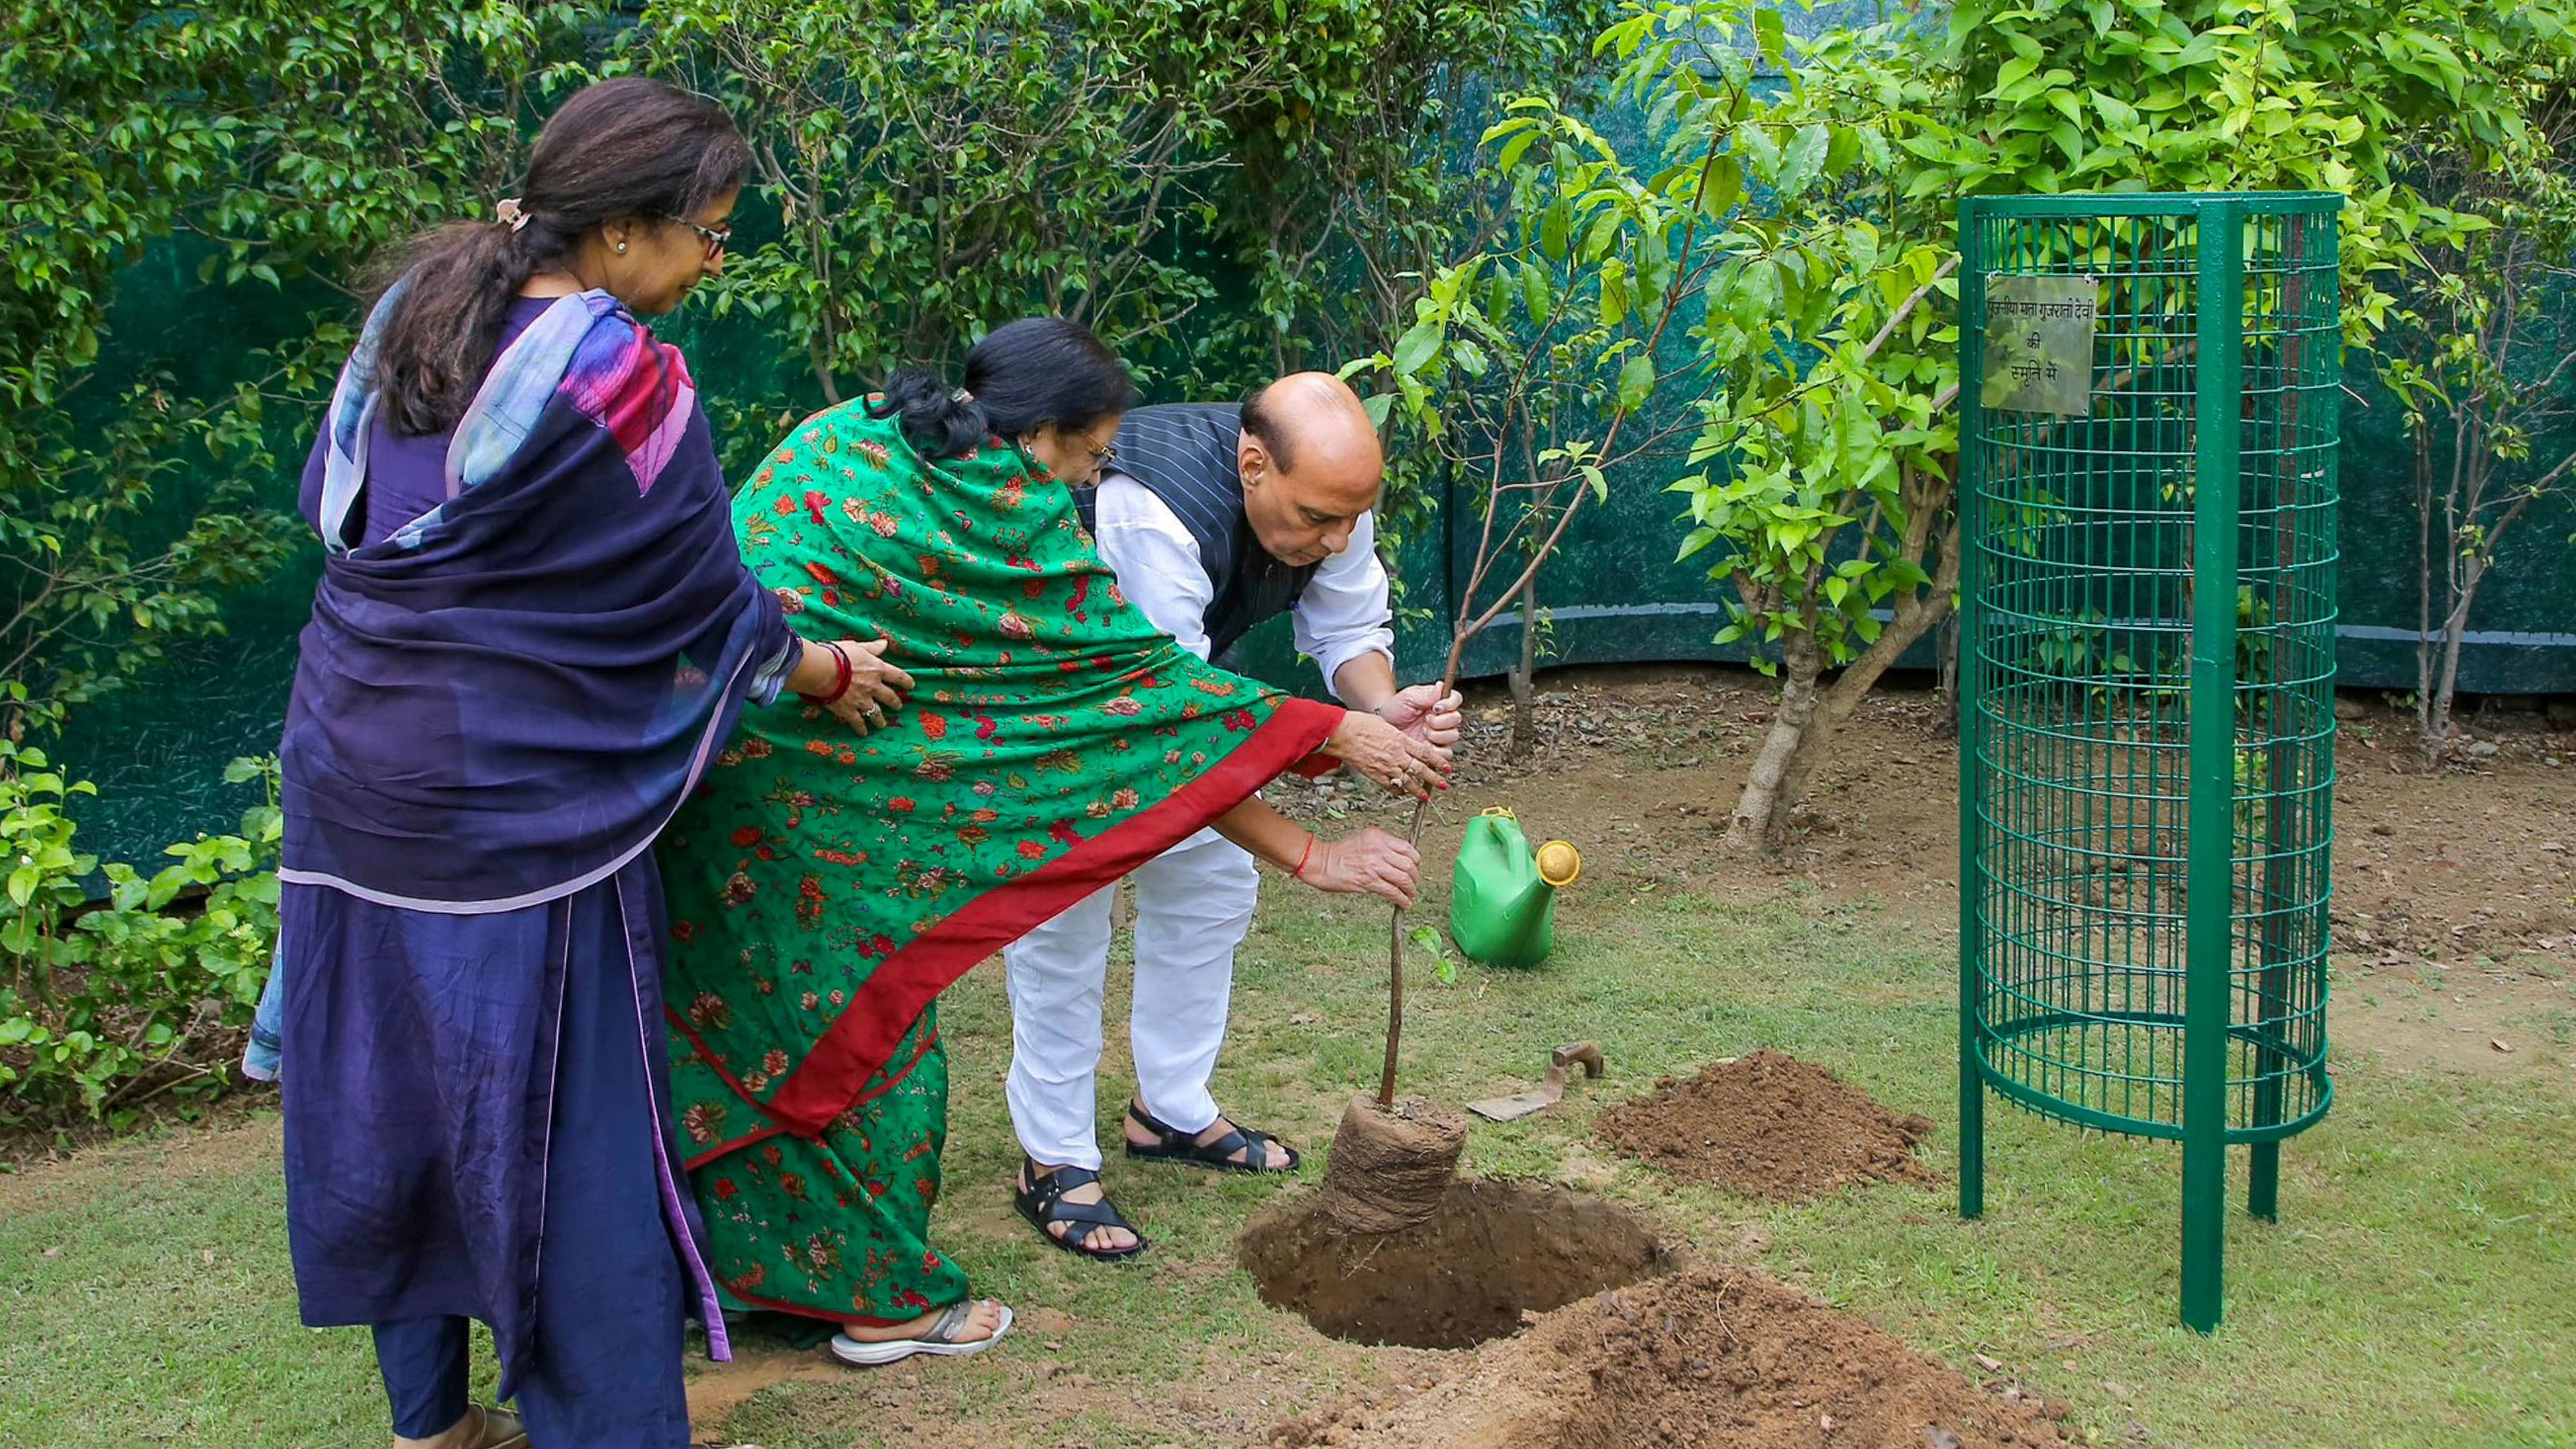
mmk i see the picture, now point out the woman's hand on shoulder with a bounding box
[794,635,913,734]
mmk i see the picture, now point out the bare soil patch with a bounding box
[1266,1267,2075,1449]
[1276,665,2576,1074]
[1597,1050,1940,1199]
[1239,1179,1674,1350]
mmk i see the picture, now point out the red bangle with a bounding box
[796,640,852,705]
[1293,834,1315,878]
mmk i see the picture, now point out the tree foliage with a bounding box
[2,744,281,1124]
[1392,0,2576,852]
[621,0,1612,492]
[2379,44,2576,762]
[1,1,588,740]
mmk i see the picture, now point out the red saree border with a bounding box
[676,695,1342,1139]
[719,1279,927,1328]
[677,1025,942,1172]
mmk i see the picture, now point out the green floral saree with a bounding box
[658,401,1337,1324]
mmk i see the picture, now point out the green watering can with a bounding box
[1449,808,1582,968]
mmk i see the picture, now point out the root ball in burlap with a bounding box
[1321,1094,1468,1234]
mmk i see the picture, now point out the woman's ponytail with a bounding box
[365,78,749,436]
[368,220,548,436]
[869,318,1133,463]
[870,368,992,461]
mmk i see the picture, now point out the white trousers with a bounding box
[1003,827,1259,1171]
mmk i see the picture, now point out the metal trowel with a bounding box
[1467,1040,1606,1121]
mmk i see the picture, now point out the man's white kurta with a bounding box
[1001,471,1393,1168]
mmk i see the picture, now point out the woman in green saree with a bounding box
[657,319,1441,1366]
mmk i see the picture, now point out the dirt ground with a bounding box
[1266,1266,2076,1449]
[678,665,2569,1444]
[1598,1050,1941,1199]
[1278,665,2576,1081]
[12,663,2567,1448]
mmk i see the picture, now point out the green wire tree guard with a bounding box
[1956,193,2340,1333]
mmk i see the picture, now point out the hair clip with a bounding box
[951,387,974,404]
[495,197,531,234]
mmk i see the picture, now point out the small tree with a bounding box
[1631,0,2550,850]
[627,0,1247,422]
[2383,71,2576,763]
[1349,73,1806,1099]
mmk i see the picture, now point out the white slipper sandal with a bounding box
[829,1300,1013,1367]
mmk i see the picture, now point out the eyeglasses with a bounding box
[666,215,732,261]
[1077,425,1117,467]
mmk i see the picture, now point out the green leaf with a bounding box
[2088,87,2139,132]
[1392,321,1443,378]
[1615,353,1656,414]
[1539,202,1571,261]
[1520,262,1553,328]
[1753,7,1786,64]
[1780,123,1830,195]
[1698,155,1743,219]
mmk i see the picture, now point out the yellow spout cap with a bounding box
[1535,839,1582,887]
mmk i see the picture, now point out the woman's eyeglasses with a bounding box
[1078,425,1118,467]
[667,216,732,261]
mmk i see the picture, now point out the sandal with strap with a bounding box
[829,1299,1014,1367]
[1014,1158,1148,1262]
[1123,1103,1302,1175]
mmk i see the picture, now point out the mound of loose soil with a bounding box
[1267,1268,2074,1449]
[1597,1050,1938,1199]
[1240,1179,1673,1350]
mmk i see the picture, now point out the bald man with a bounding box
[1003,374,1464,1258]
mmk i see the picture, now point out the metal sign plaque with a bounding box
[1980,274,2099,417]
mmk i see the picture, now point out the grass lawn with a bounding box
[4,875,2571,1448]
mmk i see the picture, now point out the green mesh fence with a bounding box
[1956,192,2340,1333]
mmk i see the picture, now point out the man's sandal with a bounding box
[1014,1158,1147,1262]
[829,1299,1013,1367]
[1123,1103,1302,1174]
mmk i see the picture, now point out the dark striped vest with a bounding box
[1073,403,1319,661]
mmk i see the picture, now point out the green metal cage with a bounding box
[1956,193,2342,1332]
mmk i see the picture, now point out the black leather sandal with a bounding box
[1123,1103,1302,1174]
[1014,1158,1147,1262]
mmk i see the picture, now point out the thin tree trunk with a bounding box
[1727,503,1961,852]
[1765,589,1960,850]
[2414,429,2437,758]
[1727,630,1825,852]
[1506,579,1538,760]
[2430,554,2485,764]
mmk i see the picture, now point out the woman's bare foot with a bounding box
[839,1298,1007,1346]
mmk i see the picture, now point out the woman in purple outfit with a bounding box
[270,78,900,1449]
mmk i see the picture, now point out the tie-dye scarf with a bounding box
[278,283,792,911]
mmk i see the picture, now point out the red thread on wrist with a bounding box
[1293,834,1316,879]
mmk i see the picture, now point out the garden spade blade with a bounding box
[1468,1041,1604,1121]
